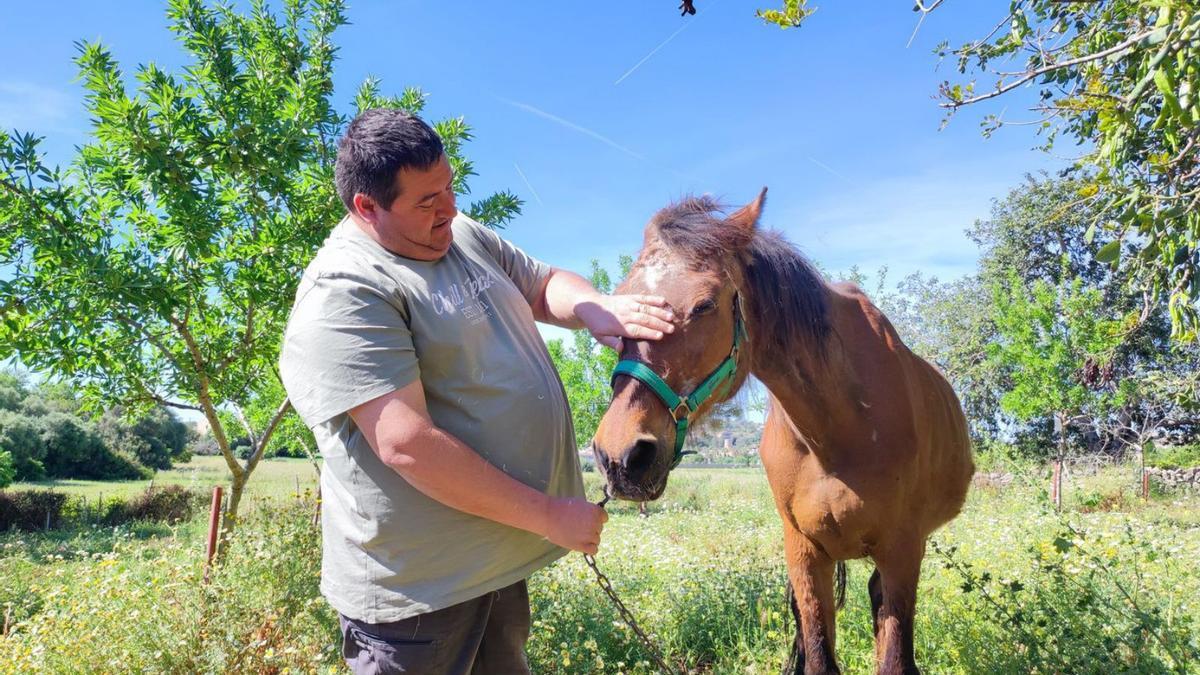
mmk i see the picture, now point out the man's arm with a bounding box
[349,378,607,554]
[531,268,676,350]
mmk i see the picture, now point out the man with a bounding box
[279,108,675,674]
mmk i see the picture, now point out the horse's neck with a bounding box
[747,323,854,457]
[753,366,840,453]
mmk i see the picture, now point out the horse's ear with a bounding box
[727,187,767,240]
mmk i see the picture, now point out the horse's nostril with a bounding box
[620,439,658,473]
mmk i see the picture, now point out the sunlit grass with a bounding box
[2,462,1197,673]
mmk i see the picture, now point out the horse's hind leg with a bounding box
[872,542,924,675]
[868,567,883,636]
[783,532,840,675]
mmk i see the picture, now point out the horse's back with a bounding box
[835,283,974,531]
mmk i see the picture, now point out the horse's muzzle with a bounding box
[591,440,669,502]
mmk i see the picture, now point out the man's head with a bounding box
[335,109,458,260]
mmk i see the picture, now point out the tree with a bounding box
[0,410,47,481]
[97,406,191,470]
[0,0,518,549]
[936,1,1200,341]
[547,258,630,449]
[0,449,14,489]
[988,270,1127,508]
[38,412,149,480]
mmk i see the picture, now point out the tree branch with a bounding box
[169,313,242,480]
[941,28,1159,109]
[244,396,293,478]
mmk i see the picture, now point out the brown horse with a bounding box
[591,189,975,675]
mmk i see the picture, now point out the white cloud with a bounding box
[0,81,78,135]
[773,163,1018,285]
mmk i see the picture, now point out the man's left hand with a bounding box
[576,294,675,351]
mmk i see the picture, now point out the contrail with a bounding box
[513,163,543,206]
[807,156,849,181]
[500,98,646,161]
[614,21,692,86]
[615,0,721,86]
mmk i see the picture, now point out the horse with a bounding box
[590,189,975,675]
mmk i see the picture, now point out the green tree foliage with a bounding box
[756,0,815,29]
[0,410,47,481]
[0,0,516,544]
[38,412,150,480]
[96,407,191,470]
[0,449,14,488]
[216,375,315,460]
[547,258,630,449]
[988,271,1127,458]
[937,1,1200,341]
[0,370,26,411]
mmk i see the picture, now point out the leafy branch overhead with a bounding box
[935,1,1200,341]
[673,1,1200,342]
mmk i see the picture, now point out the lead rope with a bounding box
[582,487,684,674]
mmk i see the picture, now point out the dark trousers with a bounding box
[339,580,532,675]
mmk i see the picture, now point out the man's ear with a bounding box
[352,192,381,224]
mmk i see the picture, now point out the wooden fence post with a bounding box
[203,486,223,584]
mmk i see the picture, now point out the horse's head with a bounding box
[591,189,766,501]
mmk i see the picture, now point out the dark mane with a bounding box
[649,196,752,260]
[648,196,831,357]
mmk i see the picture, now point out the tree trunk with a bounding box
[211,397,293,562]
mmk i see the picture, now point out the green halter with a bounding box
[610,299,745,469]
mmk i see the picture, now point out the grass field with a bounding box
[2,457,1198,673]
[7,455,321,501]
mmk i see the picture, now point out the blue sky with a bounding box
[2,1,1061,351]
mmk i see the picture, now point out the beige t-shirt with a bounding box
[279,213,584,623]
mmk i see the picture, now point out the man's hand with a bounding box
[576,294,675,351]
[541,497,609,555]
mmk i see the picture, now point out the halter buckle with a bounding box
[670,400,692,423]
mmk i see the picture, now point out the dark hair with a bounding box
[334,109,444,213]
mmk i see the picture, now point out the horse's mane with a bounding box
[647,196,831,360]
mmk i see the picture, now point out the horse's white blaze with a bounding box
[643,264,664,291]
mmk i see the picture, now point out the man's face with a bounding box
[353,154,458,261]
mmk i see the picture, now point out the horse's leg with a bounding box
[868,567,883,636]
[872,542,924,675]
[783,531,840,675]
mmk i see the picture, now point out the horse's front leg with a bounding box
[783,530,840,675]
[872,540,924,675]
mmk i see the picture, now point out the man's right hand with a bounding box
[541,497,608,555]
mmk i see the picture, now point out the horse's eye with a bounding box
[690,299,716,317]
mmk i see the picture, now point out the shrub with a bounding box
[111,485,199,525]
[0,490,69,531]
[1147,443,1200,470]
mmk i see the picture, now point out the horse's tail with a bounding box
[784,578,800,675]
[782,562,848,674]
[835,561,847,610]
